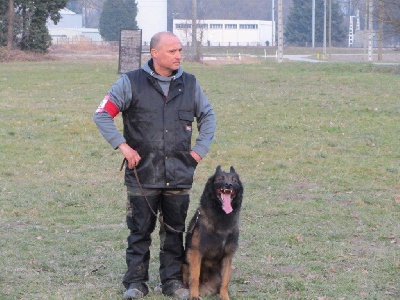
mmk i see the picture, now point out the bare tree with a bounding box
[378,0,400,36]
[353,0,400,39]
[70,0,105,27]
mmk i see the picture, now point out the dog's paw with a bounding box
[219,294,230,300]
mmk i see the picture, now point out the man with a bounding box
[93,31,216,299]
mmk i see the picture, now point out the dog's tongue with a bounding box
[222,193,233,214]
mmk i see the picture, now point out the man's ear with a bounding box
[150,48,157,58]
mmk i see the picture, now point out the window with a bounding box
[210,24,223,29]
[239,24,258,29]
[175,23,191,29]
[198,24,208,29]
[225,24,237,29]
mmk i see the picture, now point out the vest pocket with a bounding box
[178,110,194,146]
[173,151,198,186]
[178,110,194,122]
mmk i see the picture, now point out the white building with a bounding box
[48,28,103,43]
[136,0,168,45]
[47,8,82,28]
[173,19,275,47]
[47,8,102,43]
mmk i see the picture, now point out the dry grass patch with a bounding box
[0,47,57,62]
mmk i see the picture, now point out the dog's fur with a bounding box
[183,166,243,300]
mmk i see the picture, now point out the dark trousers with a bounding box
[122,187,190,289]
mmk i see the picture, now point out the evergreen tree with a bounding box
[4,0,67,52]
[99,0,138,41]
[19,2,51,52]
[0,0,8,46]
[284,0,346,46]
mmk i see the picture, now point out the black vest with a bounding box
[123,69,198,189]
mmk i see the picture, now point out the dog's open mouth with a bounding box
[216,188,236,214]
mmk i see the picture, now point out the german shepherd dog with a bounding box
[183,166,243,300]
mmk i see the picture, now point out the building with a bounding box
[47,8,102,43]
[136,0,168,45]
[47,8,82,29]
[173,19,275,47]
[48,28,103,43]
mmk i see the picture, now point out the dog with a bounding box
[183,166,243,300]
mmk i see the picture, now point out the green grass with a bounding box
[1,58,399,299]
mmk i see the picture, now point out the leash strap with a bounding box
[120,158,199,234]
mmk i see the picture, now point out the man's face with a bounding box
[151,35,182,77]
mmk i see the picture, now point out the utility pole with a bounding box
[323,0,327,57]
[312,0,315,47]
[191,0,199,61]
[277,0,283,62]
[368,0,373,62]
[328,0,332,59]
[272,0,275,46]
[378,0,383,61]
[363,1,368,60]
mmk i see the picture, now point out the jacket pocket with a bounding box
[173,151,198,187]
[178,110,194,122]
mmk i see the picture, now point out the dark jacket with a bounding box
[123,69,198,188]
[93,59,216,189]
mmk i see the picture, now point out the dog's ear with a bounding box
[230,166,236,173]
[216,165,222,173]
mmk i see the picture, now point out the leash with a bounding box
[120,158,199,234]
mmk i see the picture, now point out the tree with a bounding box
[284,0,347,46]
[374,0,400,39]
[66,0,106,28]
[99,0,138,41]
[7,0,14,50]
[18,0,68,52]
[0,0,9,47]
[2,0,67,52]
[352,0,400,46]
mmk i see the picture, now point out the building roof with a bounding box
[59,8,76,15]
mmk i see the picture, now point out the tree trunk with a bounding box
[7,0,14,50]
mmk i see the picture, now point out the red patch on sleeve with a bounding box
[95,94,119,118]
[103,99,119,118]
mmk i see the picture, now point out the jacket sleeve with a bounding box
[192,80,216,158]
[92,74,132,149]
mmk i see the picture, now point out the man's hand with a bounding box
[119,143,141,169]
[190,150,202,163]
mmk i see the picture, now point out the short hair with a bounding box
[150,31,178,50]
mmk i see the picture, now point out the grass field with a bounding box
[1,57,400,300]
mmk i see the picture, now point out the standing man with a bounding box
[93,32,216,300]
